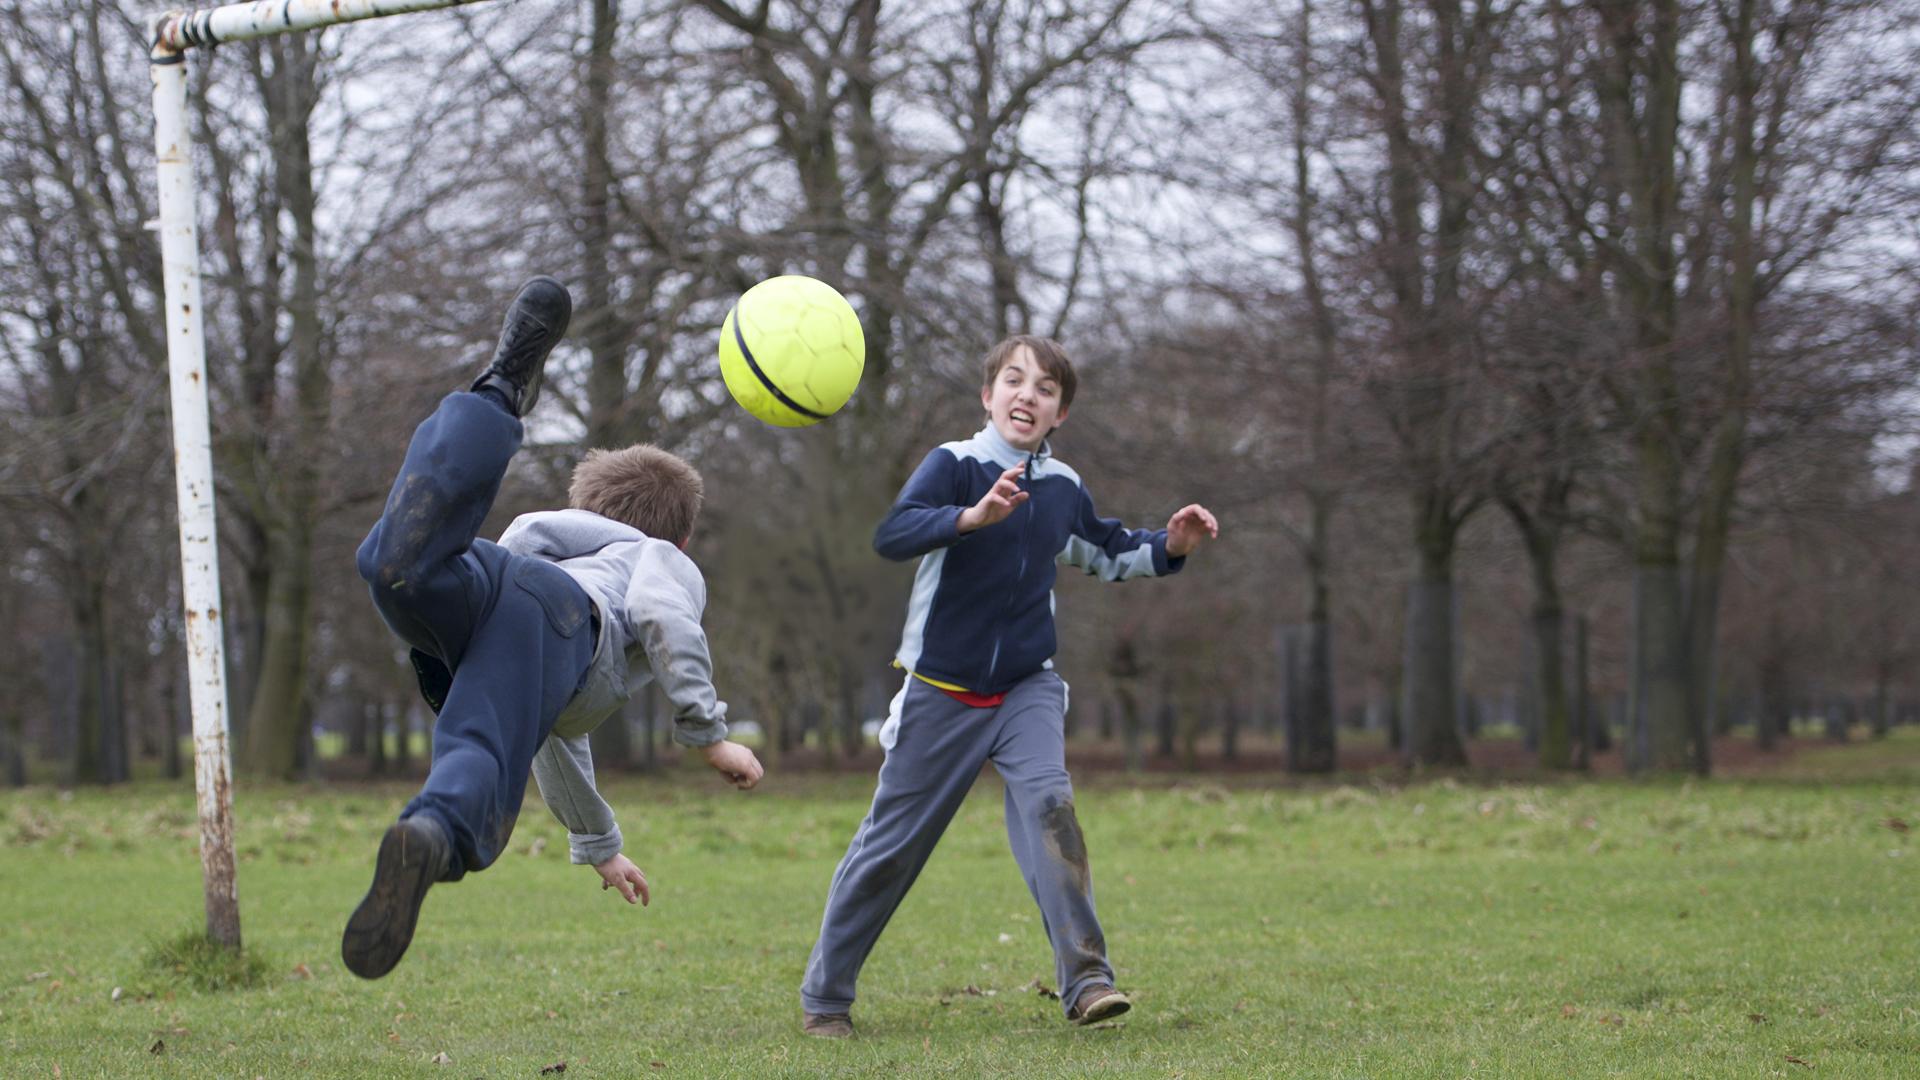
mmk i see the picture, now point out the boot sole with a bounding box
[341,820,441,979]
[1072,991,1131,1025]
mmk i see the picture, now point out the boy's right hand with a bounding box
[701,740,764,790]
[958,464,1029,533]
[594,854,650,905]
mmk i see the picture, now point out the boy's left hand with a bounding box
[1166,504,1219,558]
[594,854,651,905]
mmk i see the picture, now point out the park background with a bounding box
[2,1,1919,1074]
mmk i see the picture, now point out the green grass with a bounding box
[3,736,1918,1077]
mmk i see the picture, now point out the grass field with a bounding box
[4,734,1917,1078]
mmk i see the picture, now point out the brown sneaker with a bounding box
[802,1011,854,1038]
[1068,984,1131,1025]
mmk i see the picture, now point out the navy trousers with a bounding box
[356,392,597,879]
[801,672,1114,1018]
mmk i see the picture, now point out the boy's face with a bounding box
[981,345,1068,452]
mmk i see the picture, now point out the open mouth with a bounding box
[1010,409,1035,426]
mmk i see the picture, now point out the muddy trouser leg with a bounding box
[991,672,1113,1017]
[352,392,593,876]
[800,679,994,1015]
[355,391,521,666]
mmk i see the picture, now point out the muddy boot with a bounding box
[341,815,452,979]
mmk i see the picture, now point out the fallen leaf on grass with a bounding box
[962,985,985,996]
[540,1062,567,1075]
[148,1040,165,1055]
[1786,1055,1812,1067]
[429,1050,451,1065]
[1749,1013,1769,1024]
[528,837,548,857]
[650,1062,665,1070]
[111,987,122,1002]
[1560,1004,1579,1018]
[25,971,50,982]
[1021,977,1058,1000]
[290,963,312,980]
[1885,818,1909,833]
[997,933,1014,944]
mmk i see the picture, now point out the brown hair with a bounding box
[569,444,704,545]
[982,334,1077,411]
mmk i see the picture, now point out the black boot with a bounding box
[341,815,452,979]
[469,276,571,417]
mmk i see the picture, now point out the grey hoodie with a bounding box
[497,508,730,864]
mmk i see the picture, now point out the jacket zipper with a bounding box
[984,451,1037,689]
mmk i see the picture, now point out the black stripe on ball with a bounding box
[733,306,831,421]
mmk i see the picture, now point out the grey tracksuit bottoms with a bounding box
[800,671,1113,1018]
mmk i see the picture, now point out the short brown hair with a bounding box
[569,444,704,545]
[982,334,1077,411]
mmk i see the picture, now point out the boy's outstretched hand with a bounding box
[594,854,651,905]
[1166,503,1219,558]
[701,739,764,790]
[958,464,1030,534]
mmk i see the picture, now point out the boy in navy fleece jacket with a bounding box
[798,335,1218,1036]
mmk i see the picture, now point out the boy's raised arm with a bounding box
[626,545,764,791]
[1058,484,1180,581]
[873,449,971,561]
[625,544,729,747]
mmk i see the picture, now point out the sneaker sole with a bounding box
[341,820,440,979]
[1072,992,1131,1025]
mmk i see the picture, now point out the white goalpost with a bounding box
[148,0,493,949]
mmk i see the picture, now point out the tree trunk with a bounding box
[393,702,413,774]
[241,32,327,781]
[69,568,122,784]
[1525,536,1572,770]
[4,707,24,788]
[1595,0,1691,775]
[1403,520,1469,767]
[1221,698,1240,762]
[1118,683,1143,773]
[1155,684,1176,761]
[242,525,315,779]
[1572,613,1592,771]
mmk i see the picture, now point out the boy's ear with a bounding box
[1053,406,1069,429]
[980,384,993,412]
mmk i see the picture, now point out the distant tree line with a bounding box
[1,0,1915,786]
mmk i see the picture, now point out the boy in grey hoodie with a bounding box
[342,276,763,980]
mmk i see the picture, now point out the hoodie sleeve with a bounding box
[1057,481,1184,581]
[626,543,729,747]
[873,448,968,561]
[530,734,623,864]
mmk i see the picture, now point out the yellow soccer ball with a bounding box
[717,275,865,427]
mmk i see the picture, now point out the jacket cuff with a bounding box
[569,825,623,865]
[672,718,729,748]
[1153,532,1186,575]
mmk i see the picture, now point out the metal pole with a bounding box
[150,31,241,949]
[146,0,492,951]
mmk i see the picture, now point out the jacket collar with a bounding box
[974,423,1052,471]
